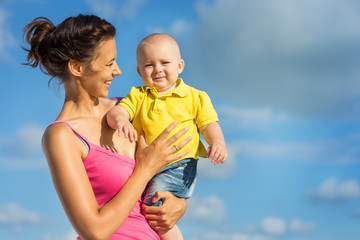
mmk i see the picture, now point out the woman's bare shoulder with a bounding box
[42,122,77,152]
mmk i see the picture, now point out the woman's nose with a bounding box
[113,62,122,76]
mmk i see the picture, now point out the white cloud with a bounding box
[146,19,192,37]
[85,0,147,21]
[0,156,46,169]
[0,124,44,155]
[146,26,165,34]
[230,140,312,161]
[187,232,272,240]
[0,124,46,169]
[260,217,286,235]
[185,0,360,119]
[217,105,288,129]
[85,0,116,19]
[170,20,191,36]
[289,218,315,234]
[43,230,78,240]
[198,140,237,179]
[260,217,315,235]
[200,130,360,177]
[184,214,315,239]
[118,0,147,20]
[185,195,225,223]
[0,203,40,225]
[0,8,16,61]
[308,178,360,201]
[13,124,44,154]
[229,132,360,164]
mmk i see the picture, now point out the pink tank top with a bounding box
[50,121,159,240]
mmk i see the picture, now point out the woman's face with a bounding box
[81,38,121,98]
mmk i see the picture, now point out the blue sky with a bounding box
[1,0,360,239]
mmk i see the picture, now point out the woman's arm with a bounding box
[43,121,191,240]
[142,191,187,231]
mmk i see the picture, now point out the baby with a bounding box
[107,33,227,239]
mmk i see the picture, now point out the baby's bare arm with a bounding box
[107,105,137,142]
[200,122,227,164]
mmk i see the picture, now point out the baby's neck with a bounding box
[156,84,177,97]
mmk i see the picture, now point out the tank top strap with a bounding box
[109,97,123,104]
[48,120,90,151]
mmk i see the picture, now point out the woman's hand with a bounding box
[135,121,192,179]
[142,191,187,231]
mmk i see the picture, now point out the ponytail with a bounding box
[23,17,56,74]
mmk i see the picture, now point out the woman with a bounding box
[23,14,190,240]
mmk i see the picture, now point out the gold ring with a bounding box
[173,145,178,151]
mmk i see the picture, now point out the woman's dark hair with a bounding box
[23,14,116,84]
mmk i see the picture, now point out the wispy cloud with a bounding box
[0,203,40,231]
[260,217,286,235]
[261,216,315,235]
[85,0,147,22]
[230,132,360,164]
[0,124,44,155]
[185,216,315,240]
[0,124,45,169]
[289,218,315,234]
[146,19,193,37]
[0,8,16,61]
[217,105,288,130]
[187,232,272,240]
[198,140,237,179]
[186,0,360,119]
[185,195,226,223]
[118,0,147,20]
[307,178,360,201]
[0,156,46,169]
[42,230,78,240]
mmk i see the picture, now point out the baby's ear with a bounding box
[178,59,185,74]
[136,66,142,77]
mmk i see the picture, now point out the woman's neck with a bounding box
[61,79,102,116]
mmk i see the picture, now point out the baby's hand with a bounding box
[117,120,138,143]
[207,142,227,165]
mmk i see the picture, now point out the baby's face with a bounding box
[136,37,184,95]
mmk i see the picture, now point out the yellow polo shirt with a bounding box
[120,78,218,162]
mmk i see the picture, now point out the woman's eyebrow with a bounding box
[108,58,116,63]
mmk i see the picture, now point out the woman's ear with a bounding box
[178,59,185,74]
[68,59,83,77]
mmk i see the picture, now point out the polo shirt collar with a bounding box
[171,78,189,97]
[145,78,189,98]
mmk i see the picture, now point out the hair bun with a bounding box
[23,17,56,68]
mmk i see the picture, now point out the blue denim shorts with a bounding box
[143,158,198,206]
